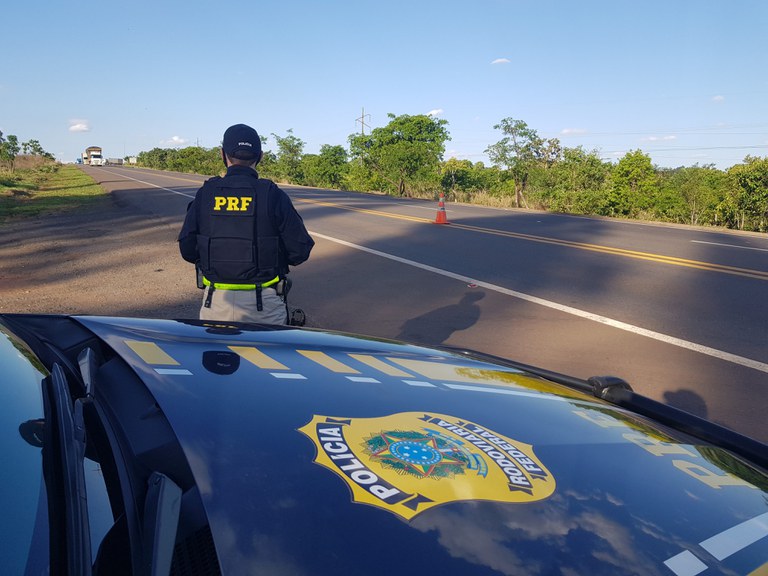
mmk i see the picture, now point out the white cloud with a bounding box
[68,120,90,132]
[712,95,725,103]
[427,109,444,117]
[560,128,587,136]
[491,58,511,65]
[163,135,188,146]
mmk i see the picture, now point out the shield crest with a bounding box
[299,412,556,520]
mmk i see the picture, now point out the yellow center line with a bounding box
[295,197,768,281]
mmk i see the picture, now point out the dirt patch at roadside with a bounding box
[0,194,201,319]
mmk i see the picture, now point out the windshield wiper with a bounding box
[589,377,768,471]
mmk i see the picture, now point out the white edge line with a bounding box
[309,231,768,375]
[691,240,768,253]
[113,170,196,198]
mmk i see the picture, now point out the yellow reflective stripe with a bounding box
[202,275,280,290]
[124,340,179,365]
[298,351,361,374]
[228,346,288,370]
[348,354,414,377]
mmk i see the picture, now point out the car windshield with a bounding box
[0,328,49,573]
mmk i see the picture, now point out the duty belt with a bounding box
[202,275,280,290]
[203,275,281,311]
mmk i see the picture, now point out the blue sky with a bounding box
[2,0,767,169]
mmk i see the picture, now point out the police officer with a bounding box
[178,123,314,324]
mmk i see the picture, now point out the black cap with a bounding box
[222,123,262,160]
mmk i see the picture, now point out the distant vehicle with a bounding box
[104,158,123,166]
[1,313,766,575]
[75,157,83,164]
[84,146,104,166]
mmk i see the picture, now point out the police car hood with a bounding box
[77,316,768,576]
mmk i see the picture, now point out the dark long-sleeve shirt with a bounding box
[178,165,314,275]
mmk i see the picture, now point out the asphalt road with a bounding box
[84,165,768,443]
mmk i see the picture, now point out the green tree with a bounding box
[541,146,610,214]
[271,129,305,183]
[20,139,50,158]
[472,162,506,195]
[137,147,169,169]
[441,158,476,195]
[349,113,450,197]
[0,133,20,171]
[257,151,278,179]
[606,150,658,217]
[726,156,768,231]
[344,159,382,194]
[179,147,222,175]
[485,118,560,208]
[302,144,348,189]
[136,146,223,175]
[658,165,726,226]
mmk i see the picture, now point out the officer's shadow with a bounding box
[397,291,485,345]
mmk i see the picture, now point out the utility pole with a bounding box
[355,107,371,136]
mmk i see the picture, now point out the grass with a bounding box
[0,163,108,221]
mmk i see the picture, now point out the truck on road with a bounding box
[84,146,104,166]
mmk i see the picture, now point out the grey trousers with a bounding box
[199,287,288,324]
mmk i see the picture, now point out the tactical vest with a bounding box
[195,173,280,284]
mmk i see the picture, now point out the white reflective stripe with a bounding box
[403,380,436,387]
[700,511,768,561]
[444,384,567,401]
[154,368,192,375]
[346,376,381,383]
[664,511,768,574]
[271,372,306,379]
[663,551,708,576]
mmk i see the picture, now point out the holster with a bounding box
[275,277,292,296]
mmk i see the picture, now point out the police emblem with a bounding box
[299,412,556,520]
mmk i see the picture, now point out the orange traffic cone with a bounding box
[434,193,449,224]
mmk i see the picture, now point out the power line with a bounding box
[603,144,768,153]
